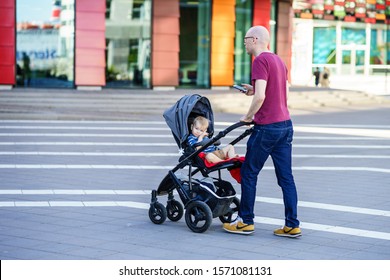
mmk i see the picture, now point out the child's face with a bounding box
[191,122,207,137]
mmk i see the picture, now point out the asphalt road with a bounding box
[0,105,389,261]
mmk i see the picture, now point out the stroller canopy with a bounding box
[163,94,214,148]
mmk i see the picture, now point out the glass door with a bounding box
[341,47,365,75]
[179,0,211,88]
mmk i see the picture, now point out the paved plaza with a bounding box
[0,90,389,260]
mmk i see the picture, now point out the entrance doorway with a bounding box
[178,0,211,88]
[340,46,366,75]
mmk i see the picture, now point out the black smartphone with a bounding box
[233,84,248,93]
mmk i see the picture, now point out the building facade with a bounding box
[0,0,293,90]
[291,0,390,86]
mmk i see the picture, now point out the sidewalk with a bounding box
[0,86,389,120]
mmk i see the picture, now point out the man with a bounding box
[223,26,301,238]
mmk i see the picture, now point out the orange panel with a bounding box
[211,37,234,55]
[212,5,235,21]
[75,67,105,85]
[211,69,233,86]
[213,0,235,5]
[212,21,235,35]
[211,53,234,67]
[211,0,235,86]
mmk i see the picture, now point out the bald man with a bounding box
[223,26,301,237]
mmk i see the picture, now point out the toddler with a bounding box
[187,116,239,163]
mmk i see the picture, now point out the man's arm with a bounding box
[240,79,266,122]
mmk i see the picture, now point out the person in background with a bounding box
[313,67,321,87]
[320,67,330,88]
[223,26,301,238]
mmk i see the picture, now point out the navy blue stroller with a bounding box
[148,94,253,233]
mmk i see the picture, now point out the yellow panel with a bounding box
[211,37,234,54]
[211,0,235,86]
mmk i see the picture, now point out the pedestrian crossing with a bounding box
[0,120,389,243]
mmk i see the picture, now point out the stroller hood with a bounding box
[163,94,214,148]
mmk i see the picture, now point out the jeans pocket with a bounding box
[259,129,283,152]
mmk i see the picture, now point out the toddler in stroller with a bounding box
[148,94,253,233]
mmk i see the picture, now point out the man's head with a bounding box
[244,26,270,55]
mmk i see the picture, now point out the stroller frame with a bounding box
[148,94,253,233]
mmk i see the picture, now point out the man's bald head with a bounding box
[247,26,270,47]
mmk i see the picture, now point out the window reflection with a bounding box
[16,0,75,88]
[179,0,211,88]
[105,0,151,88]
[234,0,252,85]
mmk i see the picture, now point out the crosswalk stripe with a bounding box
[0,199,388,241]
[0,142,389,148]
[1,189,389,217]
[0,151,389,158]
[0,164,389,173]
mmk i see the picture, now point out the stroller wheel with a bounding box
[166,200,184,222]
[149,202,167,224]
[185,201,212,233]
[219,197,240,224]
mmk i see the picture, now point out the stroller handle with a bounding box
[215,121,254,138]
[173,121,254,172]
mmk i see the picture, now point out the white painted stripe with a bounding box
[0,133,173,138]
[295,126,390,138]
[0,151,389,159]
[0,199,388,240]
[0,126,171,131]
[1,133,389,141]
[0,164,389,173]
[2,189,389,217]
[1,120,389,129]
[254,216,390,241]
[0,142,388,148]
[256,197,390,217]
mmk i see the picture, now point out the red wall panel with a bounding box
[152,0,180,86]
[0,0,15,85]
[75,0,106,86]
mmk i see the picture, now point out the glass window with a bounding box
[16,0,75,88]
[370,28,387,65]
[313,27,336,64]
[179,0,211,88]
[105,0,151,88]
[234,0,252,85]
[341,28,366,45]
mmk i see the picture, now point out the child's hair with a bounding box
[193,116,209,129]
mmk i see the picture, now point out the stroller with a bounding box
[148,94,253,233]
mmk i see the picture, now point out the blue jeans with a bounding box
[239,120,300,228]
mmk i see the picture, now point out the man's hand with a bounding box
[240,115,253,123]
[241,83,254,96]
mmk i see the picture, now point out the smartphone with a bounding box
[233,84,248,93]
